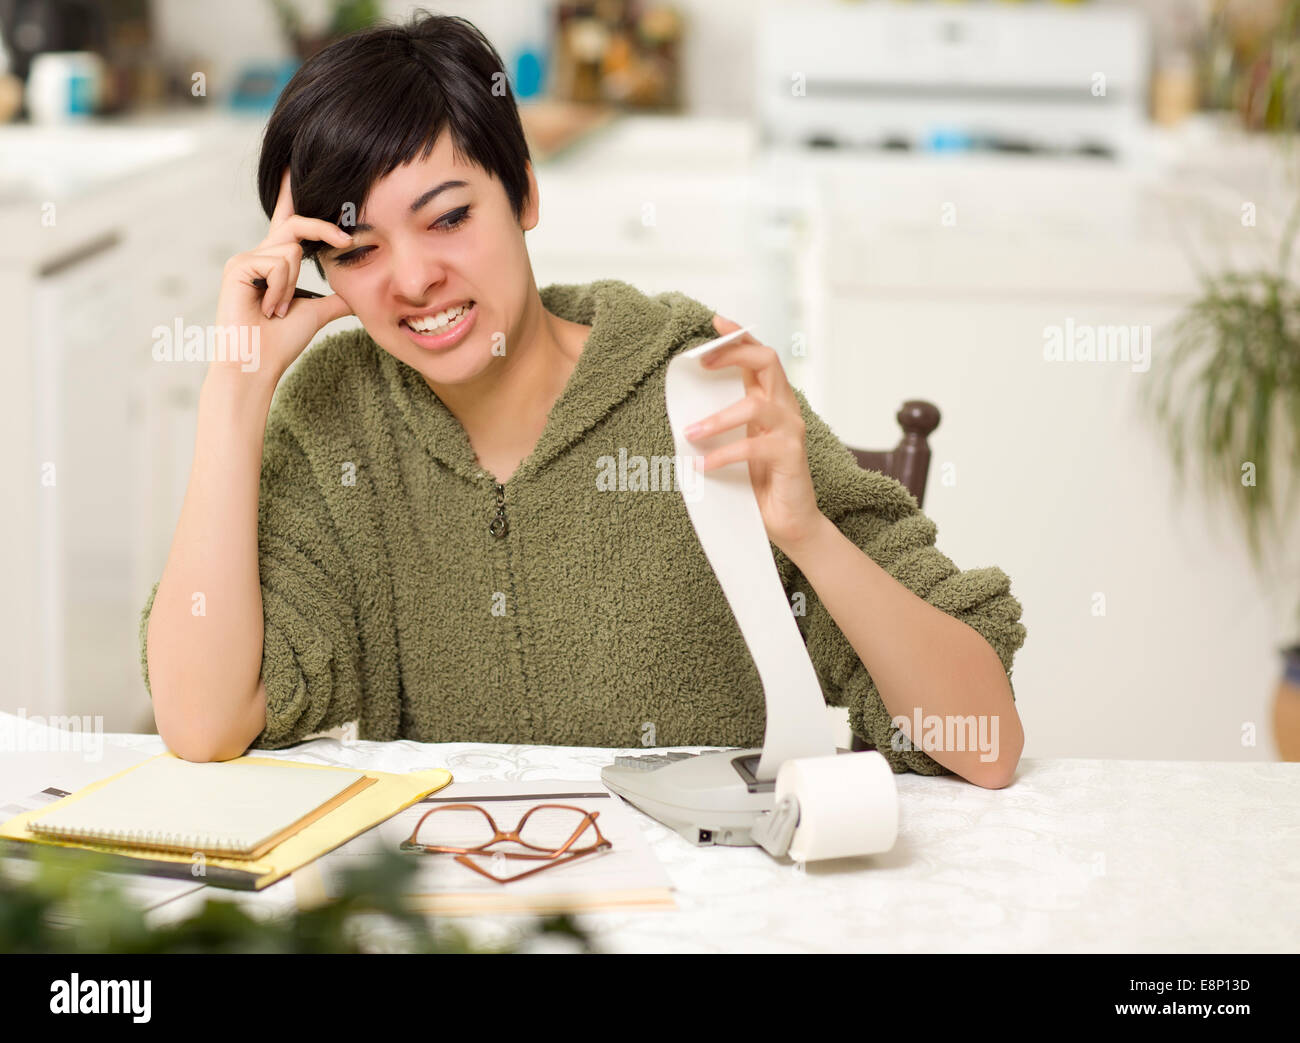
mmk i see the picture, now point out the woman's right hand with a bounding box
[212,167,355,387]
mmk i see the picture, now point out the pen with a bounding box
[249,276,326,300]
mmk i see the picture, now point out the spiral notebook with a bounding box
[25,757,374,860]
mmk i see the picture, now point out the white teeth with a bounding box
[405,302,471,333]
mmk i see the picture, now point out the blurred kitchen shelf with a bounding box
[517,98,618,163]
[538,113,758,171]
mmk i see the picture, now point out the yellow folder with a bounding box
[0,752,453,890]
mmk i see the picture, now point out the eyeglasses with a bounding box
[399,803,612,884]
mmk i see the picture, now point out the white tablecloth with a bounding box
[82,731,1299,954]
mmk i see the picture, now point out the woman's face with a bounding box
[317,129,538,387]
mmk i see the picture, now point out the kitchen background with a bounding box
[2,0,1298,764]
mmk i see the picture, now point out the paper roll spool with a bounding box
[777,751,898,862]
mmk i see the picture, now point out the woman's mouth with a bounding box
[400,300,477,350]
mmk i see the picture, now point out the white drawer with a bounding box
[530,172,760,262]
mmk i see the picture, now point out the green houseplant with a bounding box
[0,844,595,953]
[1140,0,1300,759]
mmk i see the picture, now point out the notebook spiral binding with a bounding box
[29,821,246,852]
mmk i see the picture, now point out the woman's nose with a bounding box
[390,243,447,300]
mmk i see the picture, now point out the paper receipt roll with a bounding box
[778,751,899,862]
[665,325,837,780]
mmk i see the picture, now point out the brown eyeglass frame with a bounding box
[399,802,612,884]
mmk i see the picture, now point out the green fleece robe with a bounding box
[138,279,1026,775]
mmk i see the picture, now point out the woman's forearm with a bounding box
[145,368,276,760]
[784,515,1024,788]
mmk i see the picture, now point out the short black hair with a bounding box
[257,8,532,279]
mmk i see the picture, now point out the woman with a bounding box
[140,12,1027,787]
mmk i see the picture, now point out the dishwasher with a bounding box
[30,230,141,726]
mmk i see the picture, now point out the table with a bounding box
[3,717,1296,953]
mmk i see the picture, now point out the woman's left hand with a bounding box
[684,315,826,557]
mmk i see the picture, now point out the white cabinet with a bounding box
[3,117,267,731]
[794,149,1287,761]
[24,208,216,728]
[527,120,770,281]
[30,234,135,722]
[527,156,798,381]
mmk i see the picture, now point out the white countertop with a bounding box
[3,712,1294,953]
[6,105,1285,190]
[0,107,264,200]
[2,105,1289,262]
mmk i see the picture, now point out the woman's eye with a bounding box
[330,207,469,268]
[434,206,470,231]
[332,247,370,267]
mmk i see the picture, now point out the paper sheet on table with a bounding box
[294,780,675,916]
[664,326,836,780]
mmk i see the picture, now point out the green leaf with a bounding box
[0,844,596,953]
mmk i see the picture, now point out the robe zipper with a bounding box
[485,479,533,737]
[488,481,509,537]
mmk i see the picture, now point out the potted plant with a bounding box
[269,0,383,62]
[1141,0,1300,759]
[0,843,595,953]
